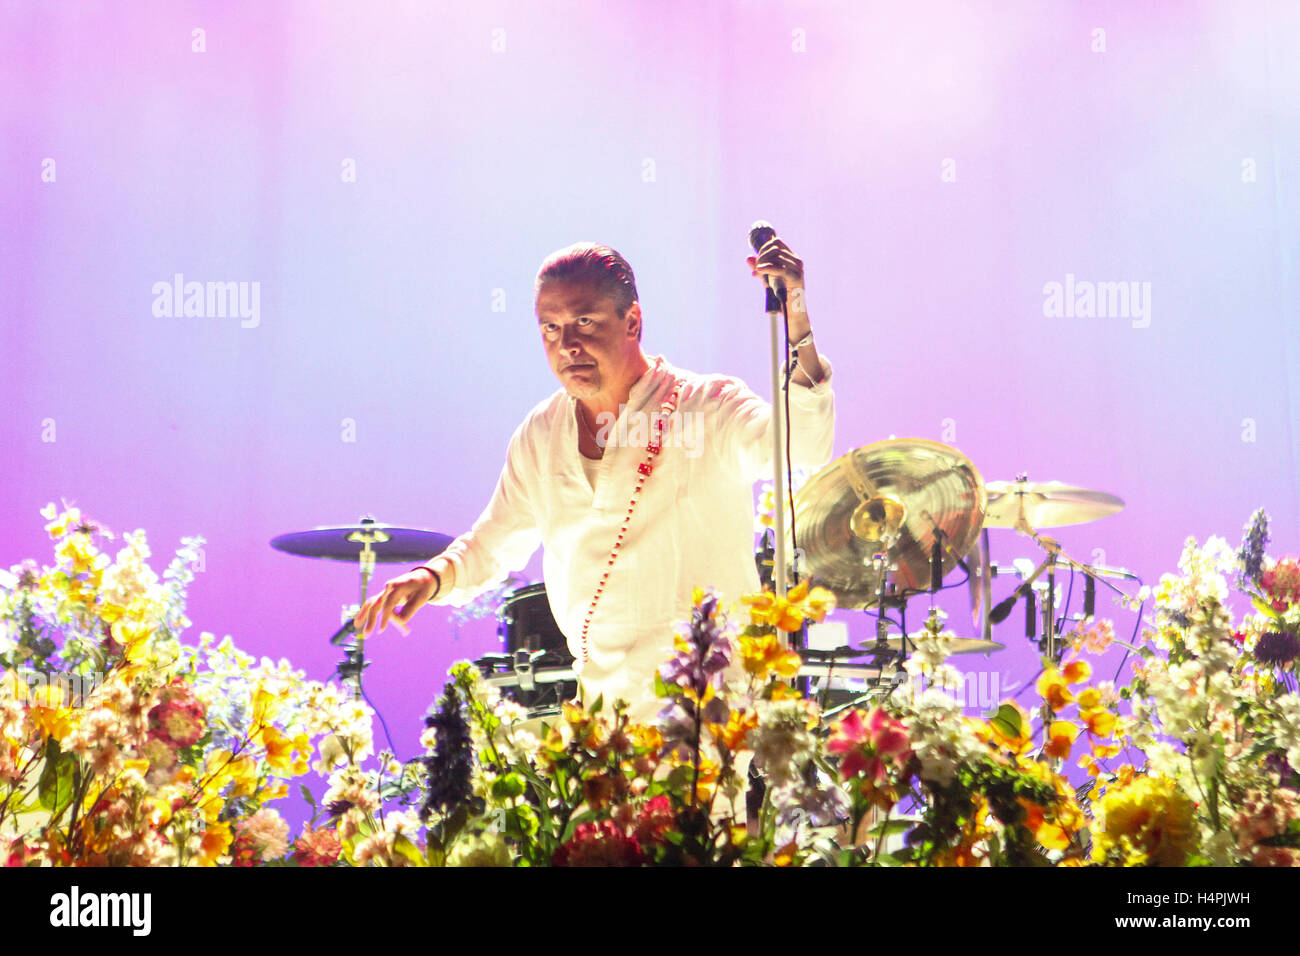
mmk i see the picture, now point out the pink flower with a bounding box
[294,827,343,867]
[553,820,646,867]
[233,809,290,863]
[147,680,206,749]
[632,795,675,850]
[827,708,911,783]
[1262,558,1300,612]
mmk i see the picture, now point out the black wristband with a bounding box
[412,565,442,599]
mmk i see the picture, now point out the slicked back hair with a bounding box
[534,242,641,341]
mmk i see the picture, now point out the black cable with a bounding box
[1112,580,1146,685]
[362,684,401,763]
[1059,566,1075,635]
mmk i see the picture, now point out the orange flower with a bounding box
[741,580,836,633]
[738,632,801,680]
[709,709,758,752]
[198,821,233,866]
[1062,660,1091,684]
[1037,669,1075,712]
[1083,709,1116,738]
[1043,721,1080,761]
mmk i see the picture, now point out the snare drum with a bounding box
[479,583,577,712]
[498,583,573,667]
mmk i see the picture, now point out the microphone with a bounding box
[1084,575,1096,619]
[329,618,358,645]
[988,591,1021,626]
[748,220,786,306]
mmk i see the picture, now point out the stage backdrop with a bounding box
[3,0,1297,800]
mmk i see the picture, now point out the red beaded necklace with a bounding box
[578,371,685,664]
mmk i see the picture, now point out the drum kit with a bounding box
[268,440,1132,741]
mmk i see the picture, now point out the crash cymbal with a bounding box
[792,439,986,609]
[270,520,453,563]
[984,480,1123,529]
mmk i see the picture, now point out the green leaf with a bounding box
[391,834,427,867]
[37,740,75,814]
[513,804,540,838]
[491,773,526,800]
[1252,596,1282,619]
[989,703,1023,742]
[862,817,919,840]
[298,784,317,811]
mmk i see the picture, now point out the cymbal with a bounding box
[792,439,986,609]
[984,480,1123,529]
[270,521,453,563]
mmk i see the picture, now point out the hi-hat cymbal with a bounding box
[792,439,986,609]
[984,480,1123,529]
[270,521,453,563]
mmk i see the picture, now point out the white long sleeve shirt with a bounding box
[438,353,835,721]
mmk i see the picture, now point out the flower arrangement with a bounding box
[0,504,411,866]
[414,510,1300,867]
[5,503,1299,867]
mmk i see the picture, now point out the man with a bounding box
[354,239,834,722]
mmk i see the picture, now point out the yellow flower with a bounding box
[1076,687,1102,710]
[709,709,758,752]
[28,686,75,742]
[1036,669,1074,712]
[627,723,663,754]
[249,685,283,728]
[741,580,837,633]
[1062,660,1091,684]
[198,821,233,866]
[1043,721,1080,761]
[1091,775,1197,866]
[1083,709,1116,738]
[259,727,292,772]
[738,632,801,681]
[768,683,804,701]
[111,619,154,664]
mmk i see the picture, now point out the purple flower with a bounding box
[1239,508,1271,586]
[657,591,733,697]
[420,685,474,821]
[1254,631,1300,668]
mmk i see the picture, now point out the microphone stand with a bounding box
[766,282,788,599]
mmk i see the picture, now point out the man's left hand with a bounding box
[747,237,807,324]
[747,238,823,385]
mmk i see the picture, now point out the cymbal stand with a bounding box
[338,519,388,701]
[1008,500,1128,765]
[866,551,909,667]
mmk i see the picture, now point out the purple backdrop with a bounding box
[3,1,1298,792]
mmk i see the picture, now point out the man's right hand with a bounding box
[352,562,446,638]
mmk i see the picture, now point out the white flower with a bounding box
[748,698,815,787]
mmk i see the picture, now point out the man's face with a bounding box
[536,279,641,400]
